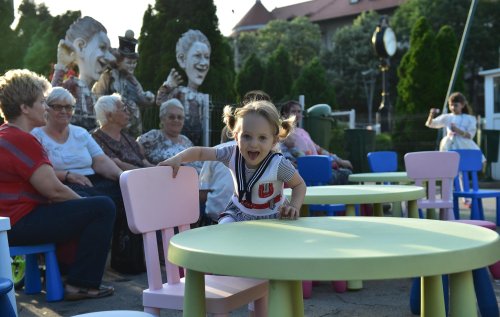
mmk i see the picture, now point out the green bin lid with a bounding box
[307,104,331,116]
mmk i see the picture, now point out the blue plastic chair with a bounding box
[297,155,346,216]
[10,244,64,302]
[0,278,16,317]
[367,151,398,173]
[452,149,500,225]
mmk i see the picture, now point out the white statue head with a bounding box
[176,30,211,90]
[65,16,116,83]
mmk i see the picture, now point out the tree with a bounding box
[236,17,322,76]
[323,11,381,113]
[0,0,16,73]
[235,53,265,102]
[291,57,336,109]
[394,17,440,154]
[263,45,292,102]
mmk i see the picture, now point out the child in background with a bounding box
[159,100,306,222]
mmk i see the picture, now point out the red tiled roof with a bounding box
[233,1,275,30]
[233,0,406,33]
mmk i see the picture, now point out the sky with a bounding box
[12,0,307,47]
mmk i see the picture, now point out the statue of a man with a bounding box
[93,30,156,137]
[156,29,211,146]
[51,16,116,131]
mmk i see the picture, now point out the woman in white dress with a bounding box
[426,92,485,162]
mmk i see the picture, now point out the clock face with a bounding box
[383,27,397,57]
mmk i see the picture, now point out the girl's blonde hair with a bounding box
[222,100,295,140]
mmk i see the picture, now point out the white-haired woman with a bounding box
[92,94,153,170]
[137,98,202,172]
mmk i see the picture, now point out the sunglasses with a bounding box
[48,104,75,112]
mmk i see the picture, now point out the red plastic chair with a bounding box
[120,166,268,317]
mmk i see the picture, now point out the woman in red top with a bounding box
[0,69,116,300]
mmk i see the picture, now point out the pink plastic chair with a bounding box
[120,166,268,317]
[404,151,459,220]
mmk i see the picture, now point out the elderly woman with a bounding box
[137,98,202,172]
[156,29,211,145]
[92,94,153,170]
[31,87,146,274]
[0,69,115,300]
[280,100,353,185]
[51,16,116,131]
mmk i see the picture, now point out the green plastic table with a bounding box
[348,172,411,183]
[168,217,500,317]
[284,184,424,218]
[348,172,412,217]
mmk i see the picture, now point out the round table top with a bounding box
[169,217,500,281]
[284,184,424,205]
[349,172,411,183]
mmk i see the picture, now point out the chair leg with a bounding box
[302,281,312,299]
[253,295,268,317]
[331,281,347,293]
[471,199,480,220]
[496,197,500,226]
[453,196,460,220]
[144,307,160,316]
[488,261,500,279]
[472,268,499,317]
[478,199,485,220]
[43,251,64,302]
[24,254,41,294]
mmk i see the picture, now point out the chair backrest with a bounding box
[297,155,332,186]
[404,151,459,205]
[120,166,199,290]
[451,149,482,192]
[367,151,398,172]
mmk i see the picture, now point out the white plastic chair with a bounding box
[120,166,268,316]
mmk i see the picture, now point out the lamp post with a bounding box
[361,69,376,125]
[371,16,397,132]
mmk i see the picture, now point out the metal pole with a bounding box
[441,0,479,114]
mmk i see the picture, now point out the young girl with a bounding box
[426,92,486,162]
[159,100,306,222]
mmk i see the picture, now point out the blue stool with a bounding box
[0,278,16,317]
[72,311,155,316]
[10,244,64,302]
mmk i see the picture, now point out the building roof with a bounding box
[232,0,405,35]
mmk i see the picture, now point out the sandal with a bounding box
[64,284,114,301]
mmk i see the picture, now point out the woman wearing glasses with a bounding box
[137,98,202,172]
[92,94,153,170]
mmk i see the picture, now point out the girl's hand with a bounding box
[67,172,93,187]
[429,108,440,116]
[279,204,299,220]
[158,156,182,177]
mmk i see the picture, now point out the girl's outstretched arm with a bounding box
[158,146,216,177]
[280,171,306,220]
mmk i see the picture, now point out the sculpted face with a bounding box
[77,31,115,82]
[118,57,137,75]
[181,41,210,90]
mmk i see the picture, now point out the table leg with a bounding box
[449,271,477,317]
[346,204,356,216]
[183,269,205,317]
[373,203,383,217]
[268,280,304,317]
[421,275,446,317]
[391,201,403,217]
[408,199,419,218]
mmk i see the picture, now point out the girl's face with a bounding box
[449,101,464,114]
[234,113,278,169]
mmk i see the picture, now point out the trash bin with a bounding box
[344,129,376,173]
[303,104,334,150]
